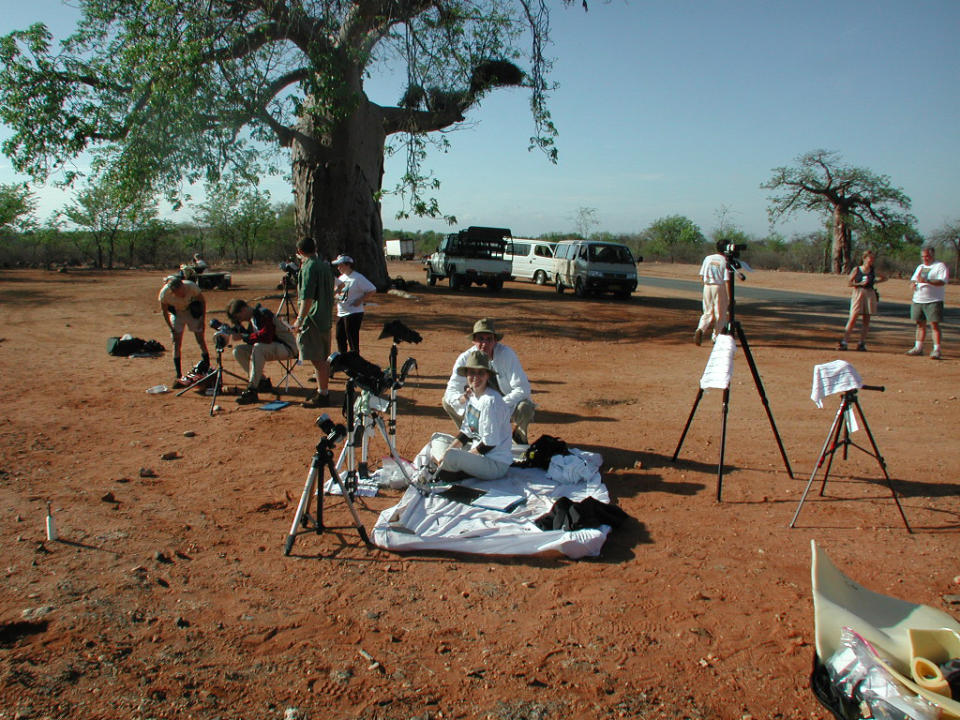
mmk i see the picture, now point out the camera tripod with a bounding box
[273,278,304,392]
[175,337,246,416]
[335,388,415,486]
[790,386,911,532]
[284,409,371,556]
[672,256,793,500]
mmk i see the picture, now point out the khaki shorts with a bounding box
[297,319,331,363]
[911,301,944,324]
[172,312,203,334]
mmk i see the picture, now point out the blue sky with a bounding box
[2,0,958,239]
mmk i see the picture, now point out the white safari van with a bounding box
[504,238,557,285]
[553,240,639,299]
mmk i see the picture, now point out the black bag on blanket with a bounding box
[515,434,570,469]
[534,496,628,532]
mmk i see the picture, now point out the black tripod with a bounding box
[274,271,304,391]
[175,336,246,416]
[673,255,793,500]
[284,410,371,556]
[790,386,911,532]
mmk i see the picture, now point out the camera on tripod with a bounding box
[316,413,347,445]
[277,258,300,290]
[328,351,389,396]
[723,242,747,259]
[378,319,422,345]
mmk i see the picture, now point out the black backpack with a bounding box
[517,434,570,469]
[107,337,165,357]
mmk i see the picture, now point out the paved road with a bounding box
[638,274,958,327]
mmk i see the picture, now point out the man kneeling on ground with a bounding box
[226,299,296,405]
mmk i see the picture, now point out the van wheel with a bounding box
[488,278,503,292]
[426,270,437,286]
[449,274,463,291]
[574,277,586,297]
[555,277,564,294]
[534,270,547,285]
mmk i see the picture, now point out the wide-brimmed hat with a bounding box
[332,254,354,266]
[469,318,503,340]
[456,350,497,377]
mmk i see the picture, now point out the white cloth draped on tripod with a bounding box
[699,334,736,390]
[810,360,863,408]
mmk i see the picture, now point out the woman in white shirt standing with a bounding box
[332,254,377,355]
[433,350,513,482]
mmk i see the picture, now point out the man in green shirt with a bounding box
[292,236,335,408]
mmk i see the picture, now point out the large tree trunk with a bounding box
[831,207,852,274]
[292,96,389,289]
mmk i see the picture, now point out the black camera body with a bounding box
[316,413,347,445]
[378,319,422,345]
[328,351,389,396]
[723,242,747,259]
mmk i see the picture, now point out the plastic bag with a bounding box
[377,456,416,489]
[825,627,939,720]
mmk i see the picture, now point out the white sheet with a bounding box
[371,457,613,559]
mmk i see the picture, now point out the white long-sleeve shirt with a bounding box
[443,343,531,414]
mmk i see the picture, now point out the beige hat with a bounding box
[456,350,497,377]
[470,318,503,340]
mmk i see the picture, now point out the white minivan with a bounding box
[553,239,639,299]
[504,238,557,285]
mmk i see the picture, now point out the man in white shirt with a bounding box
[443,318,535,444]
[906,245,949,359]
[695,240,731,345]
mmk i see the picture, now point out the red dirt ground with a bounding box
[1,261,957,720]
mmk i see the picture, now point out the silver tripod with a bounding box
[335,389,415,486]
[284,410,371,556]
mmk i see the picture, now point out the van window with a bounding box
[589,244,634,264]
[535,244,553,258]
[578,245,589,260]
[511,242,530,257]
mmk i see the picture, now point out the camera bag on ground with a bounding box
[516,434,570,469]
[534,496,628,532]
[107,336,166,357]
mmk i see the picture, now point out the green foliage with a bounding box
[640,215,705,262]
[1,0,579,233]
[193,179,275,264]
[62,171,159,268]
[0,182,36,232]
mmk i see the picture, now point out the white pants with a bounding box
[438,448,509,481]
[233,342,293,387]
[697,284,729,335]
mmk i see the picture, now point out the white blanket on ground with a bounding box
[371,451,613,559]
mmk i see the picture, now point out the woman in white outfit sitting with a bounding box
[434,350,513,482]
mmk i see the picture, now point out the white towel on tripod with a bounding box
[700,334,736,389]
[810,360,863,408]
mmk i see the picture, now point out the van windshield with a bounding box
[588,244,634,264]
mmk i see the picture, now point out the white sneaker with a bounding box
[906,346,923,356]
[930,347,942,360]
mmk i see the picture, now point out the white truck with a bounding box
[384,238,416,260]
[423,226,512,291]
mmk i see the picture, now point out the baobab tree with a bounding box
[0,0,583,285]
[762,149,914,273]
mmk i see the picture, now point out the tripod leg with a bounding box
[374,416,415,485]
[717,387,730,502]
[284,457,321,555]
[208,368,223,416]
[790,402,845,528]
[324,457,370,545]
[672,389,704,462]
[819,401,849,496]
[734,323,794,478]
[852,399,912,533]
